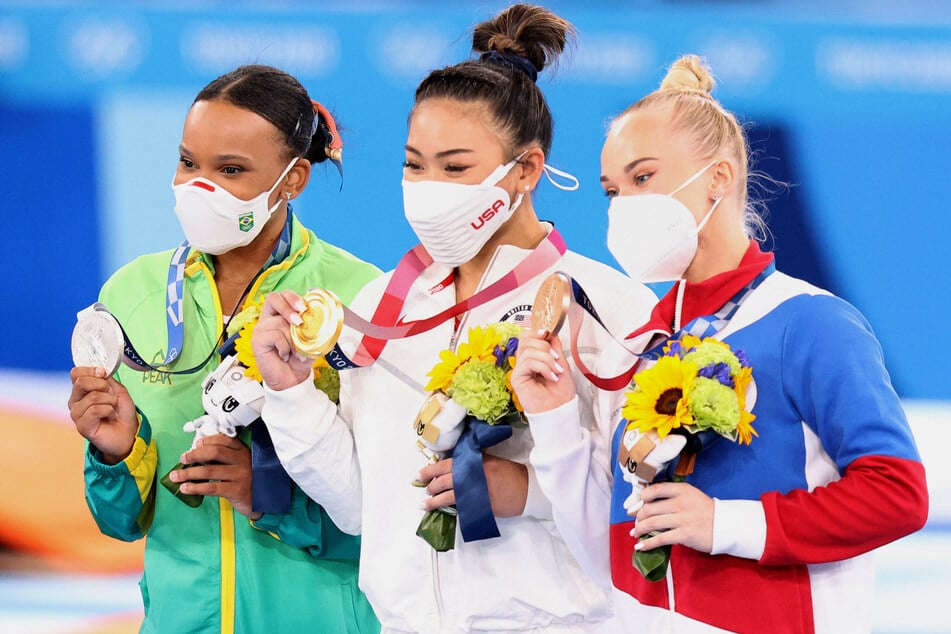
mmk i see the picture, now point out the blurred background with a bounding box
[0,1,948,632]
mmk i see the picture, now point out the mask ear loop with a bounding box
[541,163,579,191]
[669,160,716,197]
[695,195,723,233]
[266,157,303,215]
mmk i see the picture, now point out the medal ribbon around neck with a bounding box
[544,262,775,391]
[322,228,568,370]
[117,210,296,374]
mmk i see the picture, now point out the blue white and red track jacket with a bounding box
[529,242,928,634]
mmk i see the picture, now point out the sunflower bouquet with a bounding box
[619,334,757,580]
[413,322,525,551]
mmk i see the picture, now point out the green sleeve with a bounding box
[83,410,158,541]
[249,484,361,561]
[314,239,382,305]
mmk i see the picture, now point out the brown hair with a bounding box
[413,4,575,158]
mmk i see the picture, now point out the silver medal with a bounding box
[71,303,124,375]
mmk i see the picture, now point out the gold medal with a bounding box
[530,272,571,340]
[289,288,344,358]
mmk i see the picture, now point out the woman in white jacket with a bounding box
[251,4,656,633]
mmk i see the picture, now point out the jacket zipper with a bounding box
[666,561,676,632]
[449,249,502,350]
[431,549,445,625]
[436,250,503,625]
[197,260,236,634]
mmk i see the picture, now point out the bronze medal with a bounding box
[530,272,571,340]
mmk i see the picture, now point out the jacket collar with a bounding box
[186,213,313,308]
[628,241,774,338]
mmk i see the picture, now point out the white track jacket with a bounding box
[262,234,656,633]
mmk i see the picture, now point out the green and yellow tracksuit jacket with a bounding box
[83,215,381,634]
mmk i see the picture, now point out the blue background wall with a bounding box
[0,1,948,398]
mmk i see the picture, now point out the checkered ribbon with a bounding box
[644,261,776,359]
[678,266,771,340]
[159,209,294,368]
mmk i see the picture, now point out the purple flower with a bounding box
[494,337,519,368]
[735,349,751,368]
[493,345,506,367]
[698,362,734,388]
[666,341,684,358]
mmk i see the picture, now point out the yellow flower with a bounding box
[235,318,262,383]
[425,325,501,392]
[733,366,758,445]
[623,356,695,439]
[425,348,465,392]
[672,334,703,353]
[456,325,502,363]
[228,296,264,338]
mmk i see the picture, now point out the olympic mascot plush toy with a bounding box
[160,355,265,506]
[618,428,688,514]
[184,355,266,444]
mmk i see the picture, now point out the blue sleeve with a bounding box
[781,294,921,469]
[250,484,361,561]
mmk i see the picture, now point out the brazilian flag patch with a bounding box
[238,212,254,232]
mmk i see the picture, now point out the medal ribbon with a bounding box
[325,228,568,369]
[562,262,776,391]
[120,211,296,374]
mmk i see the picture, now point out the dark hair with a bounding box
[413,4,574,158]
[194,64,334,164]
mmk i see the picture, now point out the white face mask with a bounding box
[172,158,298,255]
[402,157,525,268]
[606,160,721,282]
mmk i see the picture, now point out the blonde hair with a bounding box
[624,54,767,239]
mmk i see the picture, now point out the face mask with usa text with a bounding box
[402,156,525,268]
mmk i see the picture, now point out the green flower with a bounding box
[687,376,740,435]
[314,364,340,404]
[449,359,513,423]
[492,322,522,343]
[227,300,262,339]
[683,340,742,376]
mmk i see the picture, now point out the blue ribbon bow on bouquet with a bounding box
[416,415,514,551]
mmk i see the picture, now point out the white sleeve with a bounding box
[521,461,554,520]
[528,395,614,590]
[261,378,362,535]
[711,498,767,560]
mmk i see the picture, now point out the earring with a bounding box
[524,185,531,192]
[285,192,292,200]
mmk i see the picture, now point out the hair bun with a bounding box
[472,3,574,74]
[659,54,716,95]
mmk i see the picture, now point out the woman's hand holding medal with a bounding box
[509,273,574,415]
[253,289,331,391]
[67,366,138,465]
